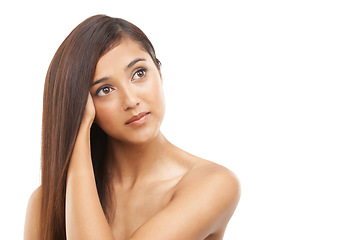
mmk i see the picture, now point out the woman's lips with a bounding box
[125,112,151,126]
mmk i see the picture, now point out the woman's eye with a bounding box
[97,86,114,96]
[132,68,147,80]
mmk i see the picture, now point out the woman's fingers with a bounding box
[82,93,96,127]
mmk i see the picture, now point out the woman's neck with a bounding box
[106,131,173,190]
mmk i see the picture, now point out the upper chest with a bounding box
[108,177,180,240]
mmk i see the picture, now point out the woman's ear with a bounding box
[156,58,161,69]
[155,58,162,83]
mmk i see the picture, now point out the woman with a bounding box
[24,14,240,240]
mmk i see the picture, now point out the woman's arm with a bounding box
[24,187,42,240]
[65,94,114,239]
[66,94,240,240]
[129,165,240,240]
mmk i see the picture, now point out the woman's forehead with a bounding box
[94,39,151,79]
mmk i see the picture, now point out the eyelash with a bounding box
[95,67,148,96]
[133,67,148,80]
[95,85,113,96]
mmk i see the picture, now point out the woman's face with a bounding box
[90,38,165,144]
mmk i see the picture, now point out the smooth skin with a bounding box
[24,38,240,240]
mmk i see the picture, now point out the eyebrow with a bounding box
[92,76,110,87]
[126,58,146,69]
[92,58,147,87]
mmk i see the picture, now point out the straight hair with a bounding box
[40,14,160,239]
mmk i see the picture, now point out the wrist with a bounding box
[78,119,92,137]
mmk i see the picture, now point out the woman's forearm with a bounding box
[66,122,114,240]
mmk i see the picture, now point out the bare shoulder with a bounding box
[130,155,241,239]
[172,158,241,236]
[24,186,42,240]
[177,159,241,205]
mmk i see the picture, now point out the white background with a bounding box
[0,0,359,239]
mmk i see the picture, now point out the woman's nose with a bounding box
[121,86,140,111]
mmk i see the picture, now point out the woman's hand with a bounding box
[81,93,96,130]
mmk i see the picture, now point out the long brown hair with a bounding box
[40,15,161,239]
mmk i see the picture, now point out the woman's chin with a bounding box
[109,128,161,146]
